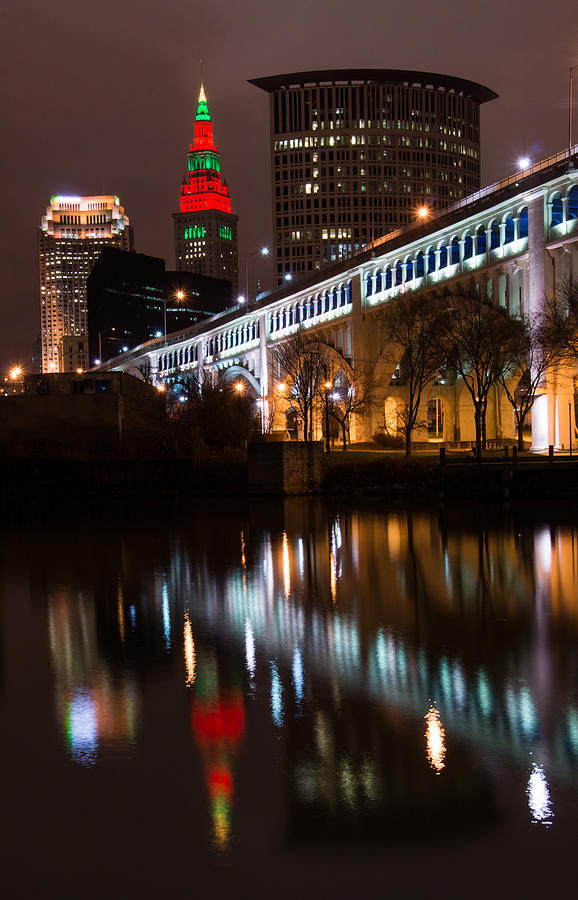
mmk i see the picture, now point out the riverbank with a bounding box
[2,446,578,499]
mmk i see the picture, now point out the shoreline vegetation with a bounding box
[2,443,578,500]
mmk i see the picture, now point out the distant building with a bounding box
[87,247,232,365]
[174,85,239,295]
[58,335,89,373]
[38,194,133,372]
[249,69,497,282]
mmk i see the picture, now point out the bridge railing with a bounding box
[364,144,578,256]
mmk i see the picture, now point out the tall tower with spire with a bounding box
[174,85,238,296]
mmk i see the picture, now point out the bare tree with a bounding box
[272,330,329,441]
[441,293,521,457]
[546,277,578,361]
[377,293,447,456]
[325,363,376,450]
[162,370,258,455]
[498,308,564,450]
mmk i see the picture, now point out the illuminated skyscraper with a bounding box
[174,85,238,295]
[249,69,497,283]
[38,195,133,372]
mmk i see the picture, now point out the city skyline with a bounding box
[0,0,576,369]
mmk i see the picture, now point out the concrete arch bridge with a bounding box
[101,148,578,449]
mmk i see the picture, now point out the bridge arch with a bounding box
[489,218,501,250]
[567,185,578,219]
[220,365,261,396]
[475,224,486,255]
[550,191,563,226]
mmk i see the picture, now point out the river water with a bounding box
[1,497,577,897]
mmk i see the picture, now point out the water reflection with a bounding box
[48,591,139,765]
[425,705,446,774]
[5,499,578,854]
[191,647,245,851]
[527,763,554,825]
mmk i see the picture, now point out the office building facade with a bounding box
[249,69,497,282]
[174,85,239,294]
[39,194,133,372]
[87,247,232,364]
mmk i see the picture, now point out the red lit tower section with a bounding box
[174,85,238,296]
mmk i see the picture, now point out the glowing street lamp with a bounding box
[417,206,430,220]
[9,366,23,380]
[324,378,333,454]
[165,289,188,338]
[284,272,293,282]
[518,156,531,170]
[234,381,245,394]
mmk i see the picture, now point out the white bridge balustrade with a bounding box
[100,147,578,450]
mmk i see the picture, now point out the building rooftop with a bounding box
[248,69,498,104]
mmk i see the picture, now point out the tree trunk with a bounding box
[341,421,347,451]
[481,398,487,450]
[405,428,412,457]
[517,412,525,451]
[474,406,482,457]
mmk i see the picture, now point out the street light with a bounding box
[570,64,578,164]
[417,206,430,220]
[324,377,332,455]
[245,247,269,303]
[98,327,116,362]
[518,156,531,170]
[165,289,187,338]
[284,272,293,283]
[9,366,22,380]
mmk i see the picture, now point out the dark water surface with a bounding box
[1,497,577,898]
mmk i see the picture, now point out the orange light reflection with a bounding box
[425,704,446,774]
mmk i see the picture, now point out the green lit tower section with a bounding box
[174,84,238,295]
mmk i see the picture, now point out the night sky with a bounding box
[1,0,576,370]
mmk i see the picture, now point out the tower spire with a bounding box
[196,82,210,122]
[174,82,238,295]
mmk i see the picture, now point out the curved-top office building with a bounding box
[249,69,497,283]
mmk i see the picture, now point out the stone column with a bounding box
[527,192,546,318]
[351,270,379,441]
[527,192,553,449]
[258,313,269,432]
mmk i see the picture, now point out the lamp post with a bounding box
[244,247,269,304]
[98,327,116,362]
[165,289,186,338]
[324,375,332,455]
[570,64,578,165]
